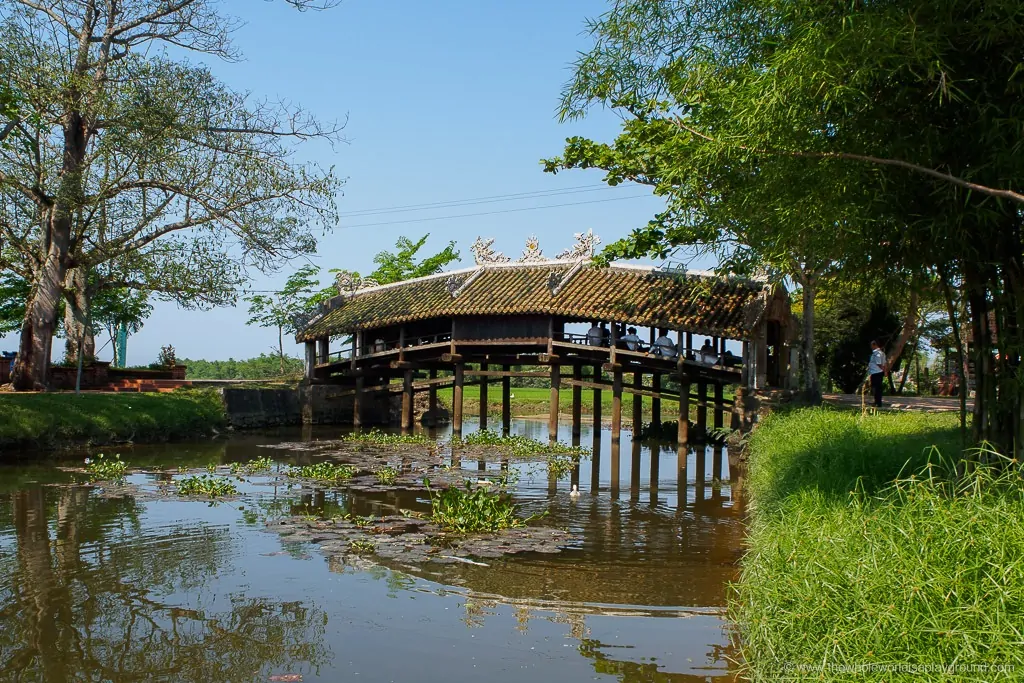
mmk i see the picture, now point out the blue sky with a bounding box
[11,0,690,365]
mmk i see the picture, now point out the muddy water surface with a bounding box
[0,420,744,682]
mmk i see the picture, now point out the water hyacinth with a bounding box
[84,454,128,482]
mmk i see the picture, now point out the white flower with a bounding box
[84,458,91,465]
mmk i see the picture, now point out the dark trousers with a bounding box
[870,372,884,406]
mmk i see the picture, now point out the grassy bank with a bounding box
[733,408,1024,681]
[0,389,226,453]
[437,384,728,422]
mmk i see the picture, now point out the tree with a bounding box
[313,233,460,303]
[550,0,1024,452]
[0,0,342,391]
[246,266,322,374]
[92,286,152,368]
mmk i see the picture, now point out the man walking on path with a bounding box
[867,340,888,407]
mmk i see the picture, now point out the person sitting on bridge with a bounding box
[721,348,741,367]
[622,327,642,351]
[699,339,718,364]
[373,338,386,353]
[653,329,677,358]
[586,321,604,346]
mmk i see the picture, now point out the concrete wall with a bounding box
[220,384,444,430]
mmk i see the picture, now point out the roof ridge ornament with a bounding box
[335,270,380,295]
[471,237,510,265]
[555,229,600,262]
[446,268,486,298]
[518,235,548,263]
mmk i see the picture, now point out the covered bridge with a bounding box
[296,235,794,453]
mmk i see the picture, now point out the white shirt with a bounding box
[868,348,886,375]
[622,333,641,351]
[653,335,677,357]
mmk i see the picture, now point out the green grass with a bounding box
[437,383,729,421]
[733,408,1024,681]
[0,389,226,453]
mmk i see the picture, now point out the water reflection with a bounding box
[0,485,330,682]
[0,419,741,682]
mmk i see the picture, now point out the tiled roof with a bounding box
[297,263,774,342]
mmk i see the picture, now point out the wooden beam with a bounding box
[464,369,549,378]
[441,353,463,363]
[479,362,489,430]
[502,364,511,436]
[571,365,582,439]
[304,341,316,380]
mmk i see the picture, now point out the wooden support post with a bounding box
[632,371,643,434]
[713,444,724,483]
[650,436,660,505]
[304,341,316,380]
[350,333,358,370]
[453,363,465,436]
[697,379,708,438]
[610,368,622,496]
[592,365,602,428]
[501,364,511,436]
[686,332,693,356]
[630,436,642,501]
[695,443,707,493]
[428,368,438,425]
[316,338,329,365]
[741,340,751,388]
[571,365,582,439]
[610,324,618,364]
[479,362,489,430]
[590,423,602,494]
[354,375,364,428]
[651,373,662,427]
[714,382,724,432]
[398,327,406,361]
[548,363,561,442]
[677,377,690,497]
[401,369,414,433]
[755,329,768,389]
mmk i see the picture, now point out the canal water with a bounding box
[0,419,744,682]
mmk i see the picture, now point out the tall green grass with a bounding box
[734,408,1024,681]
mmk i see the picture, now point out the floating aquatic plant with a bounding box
[425,477,529,533]
[84,453,128,482]
[176,474,238,497]
[375,466,399,485]
[287,462,356,482]
[230,456,274,475]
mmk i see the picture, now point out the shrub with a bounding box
[425,478,528,533]
[176,474,238,497]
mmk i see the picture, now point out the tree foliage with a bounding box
[550,0,1024,452]
[180,355,303,380]
[246,265,321,373]
[0,0,342,390]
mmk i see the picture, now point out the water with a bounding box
[0,419,744,682]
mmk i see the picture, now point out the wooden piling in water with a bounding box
[677,376,690,492]
[571,365,582,439]
[611,368,622,496]
[427,368,438,425]
[549,363,561,442]
[633,371,643,434]
[714,381,724,433]
[501,364,511,436]
[479,362,489,430]
[401,369,413,433]
[453,363,465,436]
[697,379,708,437]
[354,375,364,428]
[592,364,602,429]
[651,373,661,427]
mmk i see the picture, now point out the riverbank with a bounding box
[0,390,226,454]
[733,407,1024,680]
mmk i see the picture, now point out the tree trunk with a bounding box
[887,290,921,370]
[63,268,94,364]
[938,265,968,442]
[278,326,285,375]
[11,215,68,391]
[800,275,822,402]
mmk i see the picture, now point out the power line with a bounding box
[340,184,622,217]
[340,193,653,229]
